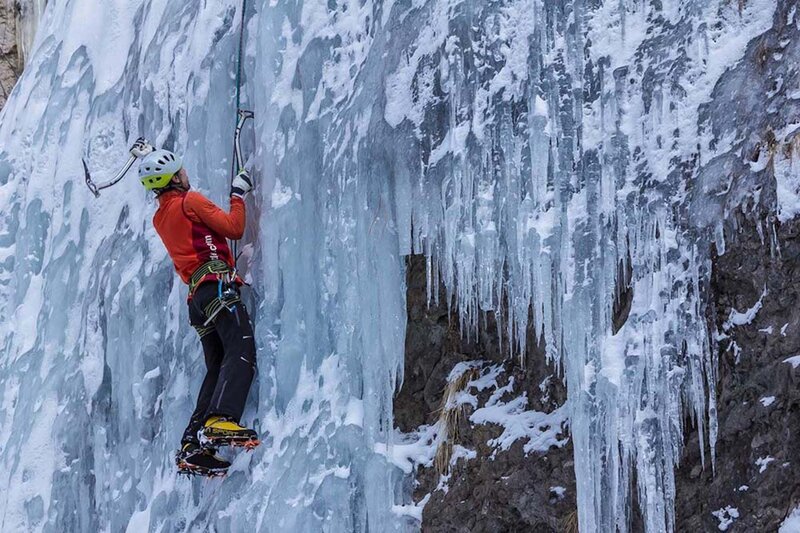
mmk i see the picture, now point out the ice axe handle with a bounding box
[84,137,152,198]
[234,110,254,172]
[83,155,138,198]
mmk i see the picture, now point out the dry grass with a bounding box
[784,134,800,160]
[749,128,800,174]
[738,0,748,14]
[433,365,479,476]
[754,38,771,70]
[723,0,749,15]
[560,509,579,533]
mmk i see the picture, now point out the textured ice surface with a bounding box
[0,1,407,531]
[782,505,800,533]
[0,0,785,532]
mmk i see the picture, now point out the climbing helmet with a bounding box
[139,149,183,190]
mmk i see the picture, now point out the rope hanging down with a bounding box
[230,0,253,267]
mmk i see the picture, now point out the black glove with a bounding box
[231,169,253,198]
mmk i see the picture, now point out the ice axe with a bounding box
[84,137,155,198]
[233,109,254,172]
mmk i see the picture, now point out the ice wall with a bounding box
[0,0,785,532]
[376,1,775,530]
[0,1,408,531]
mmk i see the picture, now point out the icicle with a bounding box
[15,0,47,65]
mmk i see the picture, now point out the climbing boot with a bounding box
[200,416,260,449]
[175,442,230,477]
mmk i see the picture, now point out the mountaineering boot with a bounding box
[200,416,260,449]
[176,442,230,477]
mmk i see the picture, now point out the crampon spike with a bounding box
[176,462,228,479]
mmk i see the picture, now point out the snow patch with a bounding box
[712,506,739,531]
[392,494,430,521]
[470,397,568,455]
[784,356,800,369]
[377,426,438,475]
[756,456,775,473]
[724,287,766,329]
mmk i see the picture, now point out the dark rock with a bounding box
[675,216,800,532]
[0,1,22,109]
[401,211,800,532]
[397,255,577,532]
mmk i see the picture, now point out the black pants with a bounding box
[181,282,257,445]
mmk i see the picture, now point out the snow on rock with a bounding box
[469,395,568,455]
[377,426,438,475]
[451,364,569,455]
[756,456,776,473]
[784,356,800,369]
[550,486,567,500]
[392,494,430,522]
[775,143,800,222]
[712,506,740,531]
[724,287,767,330]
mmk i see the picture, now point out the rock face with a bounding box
[398,255,577,532]
[0,1,21,109]
[675,216,800,532]
[401,214,800,533]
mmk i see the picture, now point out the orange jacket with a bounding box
[153,190,245,285]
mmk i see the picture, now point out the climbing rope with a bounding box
[234,0,248,118]
[230,0,252,267]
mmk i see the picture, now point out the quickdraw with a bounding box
[202,278,242,327]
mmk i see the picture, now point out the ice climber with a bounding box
[139,148,259,476]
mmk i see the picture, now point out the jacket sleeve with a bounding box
[183,191,246,240]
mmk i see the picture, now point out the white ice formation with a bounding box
[0,0,788,531]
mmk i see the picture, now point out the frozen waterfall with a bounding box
[0,0,783,531]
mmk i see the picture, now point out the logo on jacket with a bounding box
[205,235,220,260]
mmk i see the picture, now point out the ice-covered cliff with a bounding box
[0,0,795,531]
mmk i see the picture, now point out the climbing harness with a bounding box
[187,259,243,326]
[188,260,234,295]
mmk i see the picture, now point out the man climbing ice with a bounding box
[139,148,259,476]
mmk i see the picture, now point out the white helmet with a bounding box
[139,149,183,190]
